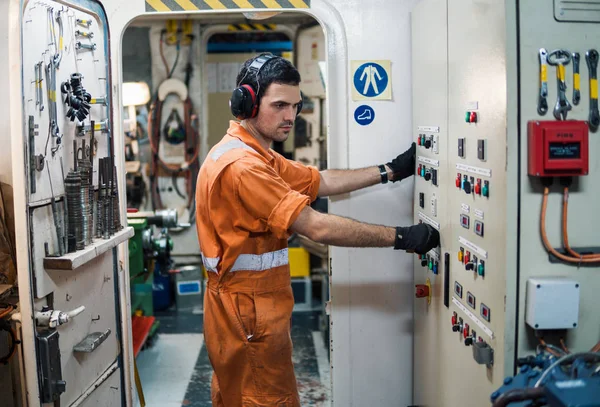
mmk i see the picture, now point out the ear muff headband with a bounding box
[231,54,303,120]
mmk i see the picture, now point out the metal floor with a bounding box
[136,310,331,407]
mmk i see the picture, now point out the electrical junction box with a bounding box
[526,278,580,330]
[527,120,589,177]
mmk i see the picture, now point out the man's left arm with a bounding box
[318,142,416,197]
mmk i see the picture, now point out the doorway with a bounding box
[121,11,331,406]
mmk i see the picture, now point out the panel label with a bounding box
[418,156,440,167]
[461,203,470,213]
[466,101,479,110]
[417,126,440,133]
[456,163,492,178]
[418,212,440,230]
[474,209,484,219]
[459,236,487,259]
[452,297,494,339]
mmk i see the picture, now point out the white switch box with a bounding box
[525,278,580,330]
[432,135,439,154]
[430,193,437,217]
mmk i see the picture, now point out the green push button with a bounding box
[478,263,485,276]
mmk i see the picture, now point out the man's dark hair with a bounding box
[236,53,301,100]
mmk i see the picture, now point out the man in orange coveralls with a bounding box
[195,53,439,406]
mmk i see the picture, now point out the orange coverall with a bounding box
[195,120,320,406]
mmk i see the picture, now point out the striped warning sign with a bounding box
[146,0,310,12]
[228,23,277,31]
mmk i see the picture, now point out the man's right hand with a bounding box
[394,223,440,254]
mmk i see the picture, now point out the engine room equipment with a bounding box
[127,210,176,307]
[148,76,200,210]
[491,350,600,407]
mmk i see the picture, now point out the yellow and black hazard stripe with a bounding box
[228,23,277,31]
[146,0,310,13]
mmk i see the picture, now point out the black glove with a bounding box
[394,223,440,254]
[386,142,416,182]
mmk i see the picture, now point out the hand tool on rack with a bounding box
[78,119,108,136]
[34,63,40,110]
[103,158,111,239]
[537,48,548,115]
[90,95,107,106]
[37,62,44,112]
[548,49,572,120]
[78,140,92,246]
[75,42,96,52]
[572,52,580,105]
[45,61,60,140]
[54,10,64,68]
[60,157,68,252]
[47,165,65,256]
[65,141,84,251]
[29,116,41,194]
[76,18,92,28]
[75,29,94,39]
[90,121,96,240]
[586,49,600,131]
[112,161,121,232]
[96,158,104,238]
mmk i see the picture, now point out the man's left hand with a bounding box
[386,142,416,182]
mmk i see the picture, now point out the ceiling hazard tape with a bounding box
[146,0,311,12]
[228,23,277,31]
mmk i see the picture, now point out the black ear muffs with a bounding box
[230,54,305,120]
[229,84,258,120]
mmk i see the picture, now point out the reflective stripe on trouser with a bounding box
[202,248,289,274]
[204,266,301,407]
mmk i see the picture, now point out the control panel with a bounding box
[412,1,600,407]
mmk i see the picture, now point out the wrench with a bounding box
[76,18,92,28]
[54,11,64,68]
[75,30,94,39]
[548,49,572,120]
[537,48,548,115]
[37,62,44,112]
[572,52,580,105]
[586,49,600,131]
[76,41,96,51]
[34,63,40,109]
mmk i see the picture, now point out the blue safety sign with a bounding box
[353,62,389,98]
[354,105,375,125]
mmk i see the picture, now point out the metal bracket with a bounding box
[73,329,111,353]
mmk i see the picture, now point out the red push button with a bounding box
[415,284,430,298]
[475,180,481,195]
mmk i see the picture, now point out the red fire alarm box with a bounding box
[527,120,589,177]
